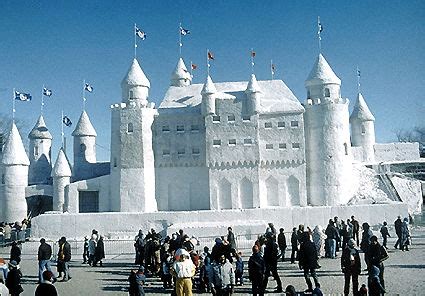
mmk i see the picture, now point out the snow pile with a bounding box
[348,165,393,205]
[390,174,423,214]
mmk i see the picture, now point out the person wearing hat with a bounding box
[35,270,58,296]
[341,239,361,296]
[248,245,265,296]
[5,260,23,295]
[171,248,195,296]
[365,235,388,291]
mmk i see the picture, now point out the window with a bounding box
[242,116,251,121]
[80,143,86,152]
[228,139,236,146]
[278,122,285,128]
[192,147,200,155]
[162,125,170,132]
[324,88,330,97]
[129,90,134,99]
[176,125,185,133]
[361,126,366,135]
[177,148,185,156]
[292,143,300,149]
[279,143,287,149]
[307,90,311,99]
[265,122,272,129]
[191,124,200,132]
[34,146,39,157]
[212,115,220,123]
[266,144,273,150]
[113,158,117,167]
[213,140,221,147]
[291,121,299,127]
[227,114,235,122]
[244,138,253,145]
[162,150,170,156]
[127,123,134,133]
[1,174,4,184]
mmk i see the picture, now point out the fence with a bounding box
[0,228,31,248]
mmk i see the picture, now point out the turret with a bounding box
[51,148,72,212]
[170,58,192,87]
[201,75,217,116]
[245,74,261,114]
[350,93,375,162]
[0,123,29,223]
[121,58,150,106]
[72,110,97,180]
[28,115,52,184]
[304,54,352,206]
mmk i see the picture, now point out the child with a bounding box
[358,284,368,295]
[235,251,244,285]
[368,266,385,296]
[380,222,390,249]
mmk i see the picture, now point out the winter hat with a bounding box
[42,270,54,281]
[285,285,296,296]
[370,235,378,242]
[9,260,18,268]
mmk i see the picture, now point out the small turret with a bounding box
[28,115,52,185]
[201,75,217,116]
[245,74,261,114]
[121,58,150,106]
[51,148,72,212]
[170,58,192,87]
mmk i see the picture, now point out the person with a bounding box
[0,257,8,282]
[341,239,361,296]
[325,220,339,259]
[366,236,388,291]
[38,238,55,284]
[128,269,138,296]
[88,234,97,266]
[284,285,296,296]
[248,245,265,296]
[0,271,9,296]
[290,227,298,264]
[358,283,368,295]
[277,228,287,262]
[35,270,58,296]
[56,238,64,278]
[134,230,145,265]
[5,260,23,296]
[10,242,21,265]
[351,216,360,246]
[58,237,72,281]
[134,266,146,296]
[312,225,326,258]
[210,254,235,296]
[333,216,342,252]
[171,248,196,296]
[380,222,390,249]
[368,265,385,296]
[298,232,320,293]
[393,216,403,249]
[400,217,411,251]
[94,235,105,266]
[234,251,244,286]
[360,222,373,254]
[262,233,282,293]
[82,236,89,264]
[227,227,237,251]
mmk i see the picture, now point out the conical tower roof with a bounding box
[52,148,72,177]
[28,115,52,140]
[305,53,341,87]
[121,58,150,88]
[245,74,261,93]
[72,110,97,137]
[170,58,192,86]
[201,75,217,95]
[2,122,30,166]
[350,93,375,122]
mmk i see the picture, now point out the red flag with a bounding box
[207,51,214,60]
[191,63,197,70]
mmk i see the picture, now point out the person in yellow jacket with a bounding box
[171,249,196,296]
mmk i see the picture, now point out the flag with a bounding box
[251,50,256,58]
[180,27,190,36]
[84,83,93,92]
[207,51,214,60]
[357,69,361,77]
[191,63,197,70]
[271,64,276,75]
[43,87,52,97]
[14,91,32,101]
[135,27,147,40]
[62,116,72,127]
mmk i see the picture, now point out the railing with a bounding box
[0,228,31,248]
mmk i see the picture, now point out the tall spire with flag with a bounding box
[317,16,323,53]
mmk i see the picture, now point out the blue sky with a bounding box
[0,0,423,161]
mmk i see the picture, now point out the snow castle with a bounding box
[0,53,422,239]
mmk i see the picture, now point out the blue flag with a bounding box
[84,83,93,92]
[62,116,72,127]
[14,91,32,101]
[43,87,52,97]
[135,27,147,40]
[180,27,190,36]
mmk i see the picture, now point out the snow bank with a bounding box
[390,174,423,214]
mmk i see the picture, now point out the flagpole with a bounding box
[41,84,45,115]
[179,22,182,57]
[134,23,137,59]
[251,48,255,74]
[190,60,193,78]
[12,88,15,122]
[82,79,86,111]
[271,60,274,80]
[318,16,322,54]
[206,49,210,76]
[357,66,361,93]
[61,110,64,149]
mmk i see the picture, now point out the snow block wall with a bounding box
[374,142,420,162]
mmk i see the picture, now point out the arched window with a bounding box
[324,88,330,97]
[127,123,134,133]
[80,143,86,153]
[307,90,311,99]
[129,90,134,99]
[34,146,39,157]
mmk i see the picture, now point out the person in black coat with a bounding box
[393,216,403,249]
[380,222,390,249]
[35,270,58,296]
[341,239,361,296]
[10,242,21,265]
[58,237,72,281]
[94,236,105,267]
[248,245,265,296]
[277,228,287,262]
[262,234,282,293]
[366,236,388,291]
[5,260,23,296]
[298,232,320,293]
[290,228,298,264]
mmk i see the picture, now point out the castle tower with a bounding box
[0,123,30,222]
[51,148,72,212]
[110,58,158,212]
[245,74,261,114]
[304,54,352,206]
[170,58,192,87]
[201,75,217,116]
[350,93,376,162]
[28,115,52,185]
[71,110,97,181]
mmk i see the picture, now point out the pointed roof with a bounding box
[201,75,217,95]
[170,58,192,85]
[121,58,150,88]
[350,93,375,122]
[52,148,72,177]
[2,122,30,166]
[245,74,261,93]
[72,110,97,137]
[28,115,52,140]
[305,54,341,87]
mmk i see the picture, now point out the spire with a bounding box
[350,93,375,122]
[170,58,192,87]
[245,74,261,93]
[52,148,72,177]
[28,115,52,140]
[1,122,30,166]
[305,53,341,87]
[121,58,150,89]
[201,75,217,95]
[72,110,97,137]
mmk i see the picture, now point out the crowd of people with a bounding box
[0,219,31,247]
